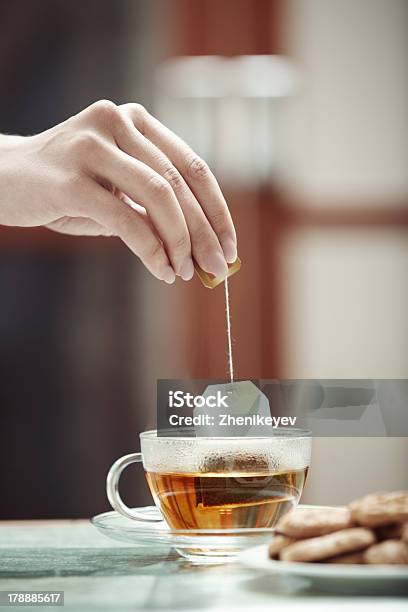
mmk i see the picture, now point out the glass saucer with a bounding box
[91,506,275,564]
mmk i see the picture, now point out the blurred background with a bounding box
[0,0,407,519]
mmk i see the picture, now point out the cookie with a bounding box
[280,528,375,563]
[268,535,294,559]
[375,522,404,541]
[363,540,408,565]
[326,551,365,564]
[349,491,408,527]
[276,507,352,539]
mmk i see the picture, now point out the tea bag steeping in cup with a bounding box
[193,381,274,508]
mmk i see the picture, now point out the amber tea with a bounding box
[146,467,308,530]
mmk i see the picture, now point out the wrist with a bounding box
[0,134,25,149]
[0,134,29,226]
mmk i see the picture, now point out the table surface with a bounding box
[0,520,406,612]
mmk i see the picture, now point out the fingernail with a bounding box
[179,259,194,281]
[222,238,237,264]
[162,266,176,284]
[205,252,228,279]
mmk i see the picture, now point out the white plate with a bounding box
[239,544,408,594]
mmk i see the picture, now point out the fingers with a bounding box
[80,180,176,284]
[108,112,228,278]
[82,137,193,279]
[120,103,237,264]
[73,100,237,281]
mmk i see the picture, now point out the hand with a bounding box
[0,100,237,283]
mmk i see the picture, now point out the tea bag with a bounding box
[194,381,272,507]
[195,257,241,289]
[195,380,274,438]
[195,472,274,509]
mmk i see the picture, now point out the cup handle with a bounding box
[106,453,163,522]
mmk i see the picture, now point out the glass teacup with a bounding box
[107,429,312,530]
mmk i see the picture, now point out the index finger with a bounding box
[120,103,237,263]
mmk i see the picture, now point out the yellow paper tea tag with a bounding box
[195,257,241,289]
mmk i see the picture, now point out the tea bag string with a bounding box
[224,277,234,383]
